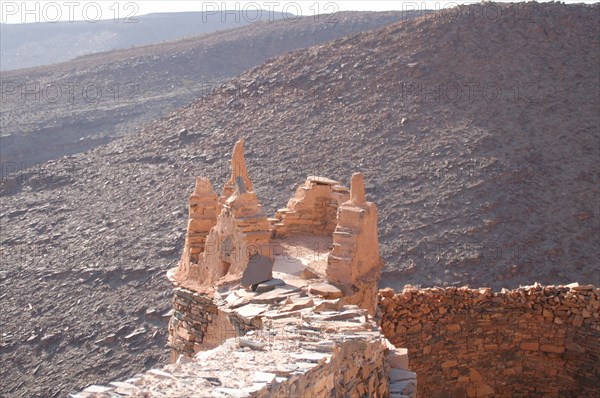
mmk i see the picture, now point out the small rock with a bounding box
[124,327,146,340]
[158,247,177,257]
[238,338,267,351]
[147,369,176,380]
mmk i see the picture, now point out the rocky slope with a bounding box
[1,2,599,397]
[0,11,411,173]
[0,11,291,71]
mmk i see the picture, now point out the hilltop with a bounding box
[0,2,598,397]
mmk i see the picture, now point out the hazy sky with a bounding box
[1,0,597,24]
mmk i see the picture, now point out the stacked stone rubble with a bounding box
[327,173,382,315]
[379,283,600,397]
[271,176,349,237]
[167,288,221,360]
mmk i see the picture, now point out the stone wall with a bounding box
[168,287,259,360]
[76,332,403,398]
[79,282,417,398]
[379,283,600,397]
[327,173,381,316]
[271,176,349,237]
[265,336,391,397]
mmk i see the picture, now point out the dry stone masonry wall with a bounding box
[271,176,349,237]
[379,283,600,397]
[76,313,406,398]
[167,287,261,361]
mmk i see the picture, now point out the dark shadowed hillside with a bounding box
[0,2,598,397]
[0,11,414,173]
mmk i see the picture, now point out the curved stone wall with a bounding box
[379,283,600,397]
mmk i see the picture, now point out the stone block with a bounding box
[388,347,410,370]
[309,282,343,299]
[520,341,539,351]
[540,344,565,353]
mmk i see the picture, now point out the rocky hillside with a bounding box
[0,11,291,71]
[1,2,598,397]
[0,11,412,172]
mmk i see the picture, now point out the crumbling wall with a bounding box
[271,176,349,237]
[327,173,382,315]
[379,283,600,397]
[178,177,218,276]
[168,287,259,360]
[265,337,390,397]
[174,139,273,291]
[80,331,402,398]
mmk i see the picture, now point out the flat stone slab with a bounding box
[390,368,417,382]
[279,298,314,313]
[250,286,302,304]
[265,365,299,376]
[252,371,276,383]
[309,282,343,299]
[255,278,285,294]
[83,385,113,394]
[314,299,343,312]
[234,304,268,319]
[238,338,267,351]
[307,176,340,186]
[147,369,176,380]
[291,352,331,363]
[241,255,273,288]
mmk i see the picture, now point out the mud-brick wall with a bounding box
[379,284,600,397]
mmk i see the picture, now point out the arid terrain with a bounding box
[0,2,599,397]
[0,11,412,173]
[0,11,292,71]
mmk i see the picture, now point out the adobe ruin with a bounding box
[75,141,598,398]
[172,139,384,314]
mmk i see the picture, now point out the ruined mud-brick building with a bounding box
[76,141,598,398]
